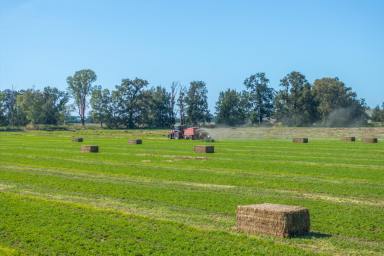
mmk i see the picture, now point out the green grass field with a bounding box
[0,129,383,255]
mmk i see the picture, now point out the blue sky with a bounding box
[0,0,383,110]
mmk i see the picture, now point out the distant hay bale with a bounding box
[342,136,356,142]
[362,137,378,143]
[237,203,310,238]
[80,145,99,153]
[194,145,215,153]
[292,138,308,143]
[72,137,83,142]
[128,139,143,144]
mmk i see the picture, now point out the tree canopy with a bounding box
[67,69,97,126]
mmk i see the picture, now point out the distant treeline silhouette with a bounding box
[1,69,383,128]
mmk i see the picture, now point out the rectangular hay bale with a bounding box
[128,139,142,144]
[80,145,99,153]
[237,203,310,238]
[342,136,356,142]
[292,138,308,143]
[72,137,83,142]
[194,145,214,153]
[362,137,378,143]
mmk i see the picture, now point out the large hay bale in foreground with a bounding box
[72,137,83,142]
[128,139,143,144]
[80,145,99,153]
[362,137,378,143]
[292,138,308,143]
[342,136,356,142]
[194,145,214,153]
[237,203,310,238]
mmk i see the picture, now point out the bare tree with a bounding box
[176,84,187,126]
[170,82,179,125]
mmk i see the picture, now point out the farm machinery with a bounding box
[168,125,211,140]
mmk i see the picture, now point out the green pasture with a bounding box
[0,130,383,255]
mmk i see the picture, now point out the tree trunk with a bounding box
[81,118,85,126]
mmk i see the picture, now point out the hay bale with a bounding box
[342,136,356,142]
[194,145,214,153]
[80,145,99,153]
[236,203,310,238]
[362,137,378,143]
[128,139,143,144]
[292,138,308,143]
[72,137,83,142]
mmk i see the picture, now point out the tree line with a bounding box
[1,69,383,128]
[217,72,370,127]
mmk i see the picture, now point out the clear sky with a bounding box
[0,0,383,110]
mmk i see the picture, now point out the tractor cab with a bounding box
[168,125,185,139]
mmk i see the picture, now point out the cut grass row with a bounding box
[1,151,383,199]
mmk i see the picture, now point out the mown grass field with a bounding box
[0,129,383,255]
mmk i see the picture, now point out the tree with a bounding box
[41,87,68,125]
[185,81,210,125]
[16,87,68,125]
[16,89,42,125]
[274,71,317,126]
[313,77,367,126]
[90,86,112,127]
[67,69,97,126]
[215,89,247,125]
[114,78,148,128]
[1,89,27,126]
[146,86,174,128]
[244,73,274,125]
[177,85,187,126]
[0,91,6,126]
[169,82,178,126]
[371,103,384,122]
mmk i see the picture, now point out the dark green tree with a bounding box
[313,77,367,126]
[244,73,274,125]
[1,89,27,126]
[90,86,112,127]
[41,87,69,125]
[215,89,247,125]
[185,81,210,125]
[16,89,42,125]
[145,86,174,128]
[115,78,148,128]
[274,71,317,126]
[16,87,68,125]
[371,103,384,122]
[67,69,97,126]
[0,91,5,125]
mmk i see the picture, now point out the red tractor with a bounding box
[168,125,201,140]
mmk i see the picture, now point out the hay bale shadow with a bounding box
[292,231,332,239]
